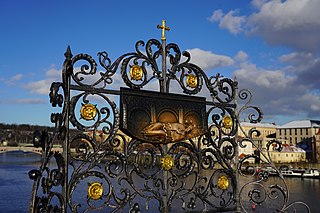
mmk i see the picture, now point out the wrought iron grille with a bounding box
[29,23,311,212]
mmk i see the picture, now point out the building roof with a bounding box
[278,120,320,129]
[240,122,278,128]
[279,144,306,153]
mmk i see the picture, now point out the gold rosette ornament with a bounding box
[217,176,229,191]
[186,74,198,88]
[161,155,174,171]
[88,182,103,200]
[222,115,232,129]
[130,65,143,81]
[80,103,97,121]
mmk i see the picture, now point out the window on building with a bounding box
[286,154,288,157]
[279,129,282,135]
[306,128,309,135]
[284,129,287,135]
[295,128,297,135]
[289,129,292,135]
[300,128,303,134]
[295,137,297,143]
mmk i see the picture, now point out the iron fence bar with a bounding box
[160,20,169,213]
[158,20,169,94]
[69,85,121,95]
[61,46,72,211]
[161,30,167,93]
[234,79,241,212]
[205,101,236,108]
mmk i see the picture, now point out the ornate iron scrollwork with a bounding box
[29,36,310,213]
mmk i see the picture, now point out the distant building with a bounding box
[237,121,312,164]
[276,120,320,162]
[238,122,277,163]
[239,122,278,139]
[268,144,306,163]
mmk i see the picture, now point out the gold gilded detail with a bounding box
[186,74,198,88]
[160,155,174,170]
[157,20,170,41]
[217,176,229,190]
[80,103,97,121]
[142,122,194,143]
[130,65,143,81]
[222,115,232,129]
[88,182,103,200]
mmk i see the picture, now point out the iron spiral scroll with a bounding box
[29,38,311,212]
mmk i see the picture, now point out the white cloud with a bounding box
[1,73,24,86]
[45,68,61,78]
[24,79,53,95]
[207,9,224,22]
[208,1,320,122]
[220,10,246,35]
[234,51,249,62]
[208,10,245,35]
[248,0,320,52]
[251,0,267,9]
[234,62,295,89]
[279,52,315,65]
[11,74,23,81]
[279,52,317,73]
[233,57,320,121]
[186,48,234,70]
[209,0,320,52]
[278,51,320,91]
[300,94,320,112]
[24,68,61,95]
[311,103,320,111]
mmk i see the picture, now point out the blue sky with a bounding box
[1,0,320,126]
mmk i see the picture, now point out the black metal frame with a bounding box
[28,37,310,212]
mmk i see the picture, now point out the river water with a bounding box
[0,151,319,212]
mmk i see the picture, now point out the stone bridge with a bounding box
[0,146,63,155]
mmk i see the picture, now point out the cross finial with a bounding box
[157,20,170,41]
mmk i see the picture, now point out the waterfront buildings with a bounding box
[238,120,320,164]
[269,144,306,163]
[276,120,320,162]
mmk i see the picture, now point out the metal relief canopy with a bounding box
[120,87,207,143]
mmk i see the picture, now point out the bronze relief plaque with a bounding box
[120,87,208,144]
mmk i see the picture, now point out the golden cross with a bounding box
[157,20,170,41]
